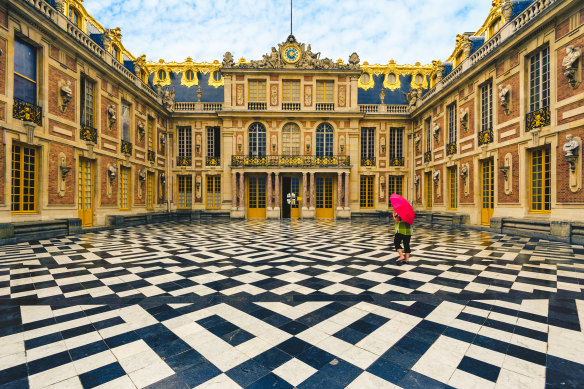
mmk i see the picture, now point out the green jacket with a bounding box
[395,221,412,235]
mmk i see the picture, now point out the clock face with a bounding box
[282,45,301,64]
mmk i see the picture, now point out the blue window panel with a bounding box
[14,75,37,105]
[316,123,333,157]
[121,102,130,141]
[14,39,36,81]
[249,122,266,156]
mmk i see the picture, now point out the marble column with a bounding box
[274,173,280,209]
[239,172,245,210]
[267,173,272,209]
[337,172,343,209]
[302,172,308,209]
[232,172,237,209]
[310,172,315,209]
[344,172,350,209]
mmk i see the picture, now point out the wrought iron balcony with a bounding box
[121,140,133,155]
[147,150,156,163]
[177,155,192,167]
[13,98,42,127]
[424,151,432,163]
[525,107,550,132]
[389,156,405,166]
[446,142,457,156]
[80,125,97,143]
[231,155,350,168]
[478,128,494,146]
[315,103,335,111]
[206,156,221,166]
[361,157,376,167]
[248,102,267,110]
[282,102,301,111]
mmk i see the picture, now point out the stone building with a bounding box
[0,0,583,239]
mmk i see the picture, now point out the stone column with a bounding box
[344,172,350,209]
[302,172,308,210]
[239,172,245,210]
[274,173,280,209]
[337,172,343,209]
[310,172,315,209]
[232,172,237,209]
[267,173,272,209]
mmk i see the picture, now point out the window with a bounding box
[206,176,221,209]
[11,144,36,214]
[316,123,333,157]
[212,71,222,83]
[177,126,192,158]
[120,167,130,210]
[447,103,457,145]
[529,46,550,113]
[185,70,195,81]
[360,176,374,208]
[68,7,80,28]
[360,73,370,84]
[530,147,551,213]
[249,122,266,156]
[81,77,95,128]
[425,118,432,153]
[283,80,300,102]
[148,117,155,151]
[14,38,37,105]
[121,101,130,141]
[112,45,121,62]
[146,172,154,210]
[480,81,492,131]
[316,80,334,102]
[448,167,458,210]
[388,176,403,198]
[361,127,375,165]
[248,80,266,102]
[488,17,502,38]
[425,172,432,209]
[389,127,404,159]
[207,126,221,158]
[178,175,192,209]
[415,74,424,85]
[282,123,300,155]
[387,73,396,84]
[158,70,167,81]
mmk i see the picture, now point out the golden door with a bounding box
[248,175,266,218]
[481,159,494,225]
[425,172,432,209]
[78,158,93,226]
[291,177,300,218]
[315,176,334,219]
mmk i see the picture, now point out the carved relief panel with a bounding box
[236,84,244,106]
[270,84,278,106]
[338,85,346,107]
[304,85,312,107]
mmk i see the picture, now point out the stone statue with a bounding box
[403,89,420,112]
[563,134,579,157]
[161,87,175,110]
[138,169,146,182]
[160,173,166,185]
[498,84,510,114]
[562,45,581,87]
[348,52,360,69]
[433,170,440,183]
[460,164,468,179]
[413,175,420,185]
[60,80,72,112]
[460,107,469,132]
[433,123,440,142]
[107,105,117,129]
[222,52,234,68]
[107,163,117,181]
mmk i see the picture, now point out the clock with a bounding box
[282,44,301,64]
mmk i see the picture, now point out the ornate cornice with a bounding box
[359,60,433,91]
[145,58,223,88]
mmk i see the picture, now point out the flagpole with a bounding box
[290,0,293,35]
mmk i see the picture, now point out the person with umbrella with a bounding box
[390,194,415,264]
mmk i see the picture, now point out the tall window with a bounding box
[282,123,300,155]
[388,176,403,197]
[206,176,221,209]
[177,126,192,159]
[389,127,404,159]
[121,101,130,141]
[249,122,266,156]
[316,123,334,157]
[447,103,457,144]
[14,38,37,105]
[425,118,432,153]
[361,128,375,165]
[480,81,492,131]
[207,127,220,158]
[148,117,155,151]
[316,81,334,102]
[11,144,36,214]
[120,167,130,210]
[529,46,550,113]
[283,80,300,102]
[178,175,192,209]
[146,172,154,210]
[530,147,551,213]
[448,167,458,210]
[360,176,374,209]
[80,77,95,128]
[248,80,266,102]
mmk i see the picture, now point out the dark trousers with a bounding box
[394,233,411,254]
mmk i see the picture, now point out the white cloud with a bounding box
[83,0,493,64]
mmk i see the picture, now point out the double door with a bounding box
[481,159,495,225]
[282,176,300,218]
[315,176,334,219]
[78,158,93,226]
[247,175,266,218]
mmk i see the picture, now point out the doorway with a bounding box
[315,176,334,218]
[282,176,301,218]
[481,158,494,225]
[247,175,266,218]
[78,158,93,226]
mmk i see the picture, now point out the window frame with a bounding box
[529,147,551,213]
[11,144,37,214]
[448,166,458,210]
[447,102,457,145]
[282,123,301,156]
[389,127,404,159]
[14,37,38,105]
[120,167,130,211]
[121,100,131,142]
[387,175,403,199]
[248,79,267,102]
[206,175,221,209]
[425,117,432,153]
[282,79,301,103]
[316,123,334,157]
[248,122,267,157]
[528,45,550,114]
[480,80,493,131]
[360,127,375,163]
[177,126,192,158]
[81,76,95,128]
[316,80,334,103]
[359,175,375,209]
[177,175,193,209]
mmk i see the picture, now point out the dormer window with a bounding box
[488,17,502,39]
[359,73,370,84]
[212,71,222,82]
[112,45,121,62]
[68,7,81,28]
[185,70,195,81]
[387,73,396,84]
[414,74,424,86]
[158,70,167,81]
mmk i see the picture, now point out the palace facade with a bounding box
[1,0,583,232]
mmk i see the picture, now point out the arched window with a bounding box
[185,70,195,81]
[415,74,424,85]
[248,122,266,156]
[316,123,333,157]
[387,73,397,84]
[282,123,300,156]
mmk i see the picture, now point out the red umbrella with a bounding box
[390,194,415,225]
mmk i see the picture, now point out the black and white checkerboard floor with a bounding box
[1,220,583,388]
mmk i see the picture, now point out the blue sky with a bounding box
[83,0,493,65]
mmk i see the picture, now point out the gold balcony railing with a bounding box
[525,107,550,132]
[177,155,192,166]
[13,98,42,127]
[231,155,350,167]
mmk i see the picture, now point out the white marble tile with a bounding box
[448,369,496,389]
[128,360,174,388]
[346,371,397,388]
[273,358,317,386]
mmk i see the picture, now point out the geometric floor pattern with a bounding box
[1,219,583,388]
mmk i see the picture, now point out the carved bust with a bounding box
[60,80,72,112]
[138,169,147,182]
[498,84,509,104]
[433,170,440,183]
[562,45,581,69]
[460,164,468,179]
[413,175,420,185]
[107,105,117,129]
[563,134,579,157]
[107,163,117,181]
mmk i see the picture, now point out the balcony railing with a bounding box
[173,102,223,112]
[177,155,192,167]
[248,102,267,110]
[80,125,97,143]
[446,142,457,156]
[525,107,550,132]
[231,155,350,168]
[13,98,42,127]
[389,156,405,167]
[360,105,379,113]
[206,156,221,166]
[282,102,301,111]
[361,157,376,167]
[478,128,494,146]
[148,150,156,163]
[315,103,335,111]
[203,103,222,111]
[424,151,432,163]
[121,140,133,155]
